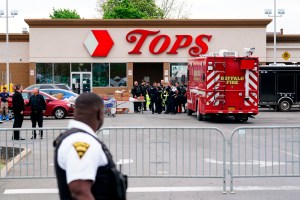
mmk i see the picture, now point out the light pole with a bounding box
[265,0,285,65]
[0,0,18,92]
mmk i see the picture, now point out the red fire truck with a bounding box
[186,50,259,122]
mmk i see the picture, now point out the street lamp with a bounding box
[0,0,18,92]
[265,0,285,65]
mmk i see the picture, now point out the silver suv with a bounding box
[25,84,72,91]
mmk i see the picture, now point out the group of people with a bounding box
[131,79,187,114]
[0,85,46,140]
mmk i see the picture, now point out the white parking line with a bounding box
[4,186,300,194]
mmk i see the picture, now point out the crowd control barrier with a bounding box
[229,126,300,193]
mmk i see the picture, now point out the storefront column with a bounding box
[29,62,36,86]
[127,62,133,88]
[163,62,170,83]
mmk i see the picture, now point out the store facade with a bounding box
[0,19,299,94]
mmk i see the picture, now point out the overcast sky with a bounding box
[0,0,299,34]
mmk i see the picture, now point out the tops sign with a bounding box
[126,29,212,57]
[84,29,212,57]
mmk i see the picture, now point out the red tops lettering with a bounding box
[126,29,212,57]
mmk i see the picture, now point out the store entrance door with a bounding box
[133,63,163,84]
[71,72,92,94]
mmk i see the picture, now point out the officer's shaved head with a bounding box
[74,93,104,131]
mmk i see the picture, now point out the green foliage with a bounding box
[101,0,163,19]
[49,8,81,19]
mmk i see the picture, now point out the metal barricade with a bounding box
[98,127,227,193]
[230,126,300,193]
[0,127,227,193]
[0,127,67,179]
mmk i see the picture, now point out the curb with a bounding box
[0,147,32,178]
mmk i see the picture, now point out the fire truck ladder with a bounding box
[213,62,226,108]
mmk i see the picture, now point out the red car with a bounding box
[8,90,75,119]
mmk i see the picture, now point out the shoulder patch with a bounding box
[73,142,90,159]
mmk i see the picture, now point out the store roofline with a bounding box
[24,18,272,28]
[0,33,29,42]
[1,33,300,43]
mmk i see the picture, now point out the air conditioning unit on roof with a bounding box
[219,50,238,57]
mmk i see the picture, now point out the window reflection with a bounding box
[36,63,53,84]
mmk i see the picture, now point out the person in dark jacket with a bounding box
[148,82,158,114]
[156,84,163,114]
[12,84,25,140]
[175,82,183,113]
[27,88,47,139]
[131,81,142,113]
[139,80,147,111]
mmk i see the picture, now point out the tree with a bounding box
[157,0,191,19]
[49,8,81,19]
[97,0,164,19]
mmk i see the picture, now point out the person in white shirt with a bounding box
[54,93,113,200]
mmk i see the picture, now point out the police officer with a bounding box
[175,82,183,113]
[164,81,177,114]
[148,82,158,114]
[54,93,120,200]
[181,84,187,113]
[27,88,46,139]
[131,81,142,113]
[139,80,147,111]
[156,83,163,114]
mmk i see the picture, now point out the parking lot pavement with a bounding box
[0,109,300,200]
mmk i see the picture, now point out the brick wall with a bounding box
[0,63,30,87]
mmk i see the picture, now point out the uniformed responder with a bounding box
[139,80,147,111]
[54,93,116,200]
[27,88,46,139]
[148,82,158,114]
[164,81,177,114]
[181,84,187,113]
[175,82,183,113]
[131,81,142,113]
[156,84,163,114]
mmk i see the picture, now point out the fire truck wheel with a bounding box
[196,107,203,121]
[278,99,292,112]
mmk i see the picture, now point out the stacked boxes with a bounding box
[114,90,131,101]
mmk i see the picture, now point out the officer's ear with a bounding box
[97,106,104,121]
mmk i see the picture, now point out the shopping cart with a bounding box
[103,98,116,117]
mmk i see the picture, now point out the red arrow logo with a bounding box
[84,30,114,57]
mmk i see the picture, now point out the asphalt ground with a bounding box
[0,108,300,200]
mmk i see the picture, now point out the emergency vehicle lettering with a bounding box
[220,76,244,85]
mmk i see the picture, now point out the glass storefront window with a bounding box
[71,63,91,72]
[36,63,53,84]
[110,63,127,87]
[170,63,188,85]
[54,63,70,85]
[36,62,127,88]
[92,63,109,87]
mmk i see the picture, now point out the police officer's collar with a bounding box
[67,120,97,137]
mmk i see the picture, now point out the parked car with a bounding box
[7,90,75,119]
[40,89,78,103]
[25,84,72,91]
